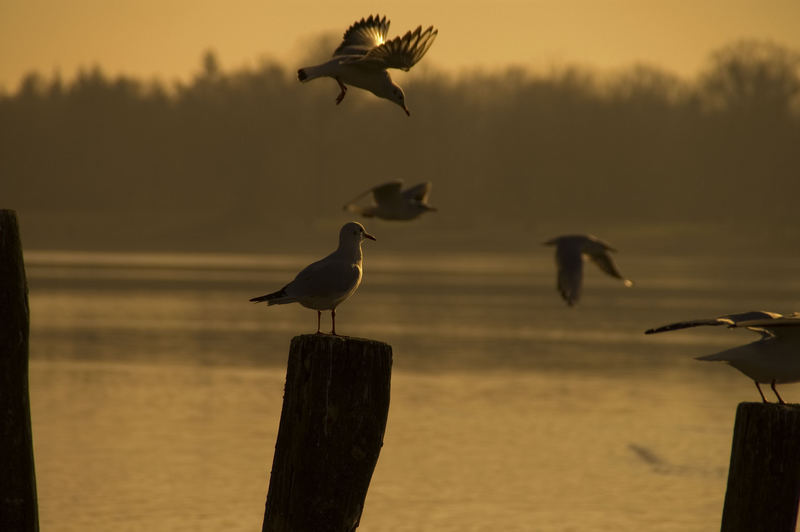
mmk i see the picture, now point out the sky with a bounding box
[2,0,800,91]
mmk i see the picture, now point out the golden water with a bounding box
[26,251,800,531]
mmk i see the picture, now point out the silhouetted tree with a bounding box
[1,43,798,252]
[699,39,800,115]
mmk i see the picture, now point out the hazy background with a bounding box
[2,1,800,257]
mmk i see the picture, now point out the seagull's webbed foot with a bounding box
[335,78,347,105]
[771,380,786,405]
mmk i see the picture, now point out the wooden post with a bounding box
[262,334,392,532]
[0,210,39,532]
[720,402,800,532]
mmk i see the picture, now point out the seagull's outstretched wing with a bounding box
[343,179,402,207]
[333,15,390,57]
[402,181,432,203]
[555,245,584,306]
[588,251,626,281]
[736,316,800,340]
[360,25,438,70]
[645,311,784,335]
[370,180,405,205]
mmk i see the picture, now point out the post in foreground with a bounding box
[0,210,39,531]
[720,402,800,532]
[263,334,392,532]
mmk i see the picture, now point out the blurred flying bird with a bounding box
[645,311,800,403]
[297,14,438,116]
[343,179,437,220]
[543,234,633,306]
[250,222,376,335]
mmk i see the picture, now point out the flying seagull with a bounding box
[343,179,437,220]
[250,222,376,335]
[297,14,438,115]
[543,234,633,306]
[645,311,800,403]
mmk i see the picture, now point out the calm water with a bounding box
[26,250,800,531]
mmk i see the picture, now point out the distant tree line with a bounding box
[1,40,799,252]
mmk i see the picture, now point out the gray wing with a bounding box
[371,180,404,205]
[401,181,432,203]
[333,15,390,57]
[342,179,403,209]
[286,256,357,299]
[359,25,438,70]
[588,250,625,280]
[555,245,583,306]
[735,316,800,340]
[645,310,784,335]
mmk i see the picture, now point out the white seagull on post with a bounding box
[297,15,438,116]
[645,311,800,404]
[543,234,634,306]
[343,179,437,220]
[250,222,376,335]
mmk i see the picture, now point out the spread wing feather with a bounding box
[361,26,438,70]
[333,15,390,57]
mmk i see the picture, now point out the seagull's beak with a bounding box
[364,232,376,241]
[404,106,411,117]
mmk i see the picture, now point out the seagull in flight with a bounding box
[543,234,633,306]
[645,311,800,403]
[297,14,438,115]
[343,179,437,220]
[249,222,375,335]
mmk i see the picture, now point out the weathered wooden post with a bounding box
[720,402,800,532]
[0,210,39,531]
[263,334,392,532]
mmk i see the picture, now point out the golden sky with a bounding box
[2,0,800,91]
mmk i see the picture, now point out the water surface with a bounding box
[27,250,800,531]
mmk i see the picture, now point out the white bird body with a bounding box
[698,340,800,385]
[543,234,633,306]
[250,222,375,334]
[646,312,800,403]
[298,15,438,115]
[344,179,437,220]
[300,58,395,99]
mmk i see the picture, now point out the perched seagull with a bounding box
[297,14,438,116]
[645,311,800,404]
[343,179,437,220]
[249,222,375,335]
[543,234,633,306]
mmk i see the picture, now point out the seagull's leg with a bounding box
[335,78,347,105]
[316,311,321,334]
[771,380,786,405]
[331,309,337,336]
[755,381,768,403]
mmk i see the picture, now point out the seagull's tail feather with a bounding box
[297,65,327,82]
[250,288,292,306]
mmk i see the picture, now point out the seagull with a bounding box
[343,179,437,220]
[645,311,800,404]
[249,222,376,335]
[297,14,438,116]
[543,234,633,306]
